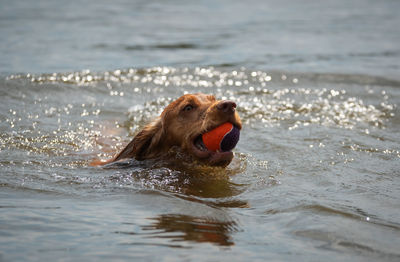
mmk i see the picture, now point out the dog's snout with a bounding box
[217,100,237,114]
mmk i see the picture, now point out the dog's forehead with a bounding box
[162,93,215,115]
[190,93,216,104]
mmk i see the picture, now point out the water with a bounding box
[1,1,400,261]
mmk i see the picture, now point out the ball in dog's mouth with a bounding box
[191,122,240,166]
[201,122,240,152]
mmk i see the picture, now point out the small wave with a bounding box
[295,229,400,259]
[298,72,400,87]
[6,66,400,86]
[349,50,400,58]
[92,43,219,51]
[265,203,400,231]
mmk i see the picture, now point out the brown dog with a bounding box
[92,93,242,167]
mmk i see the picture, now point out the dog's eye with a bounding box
[183,105,194,112]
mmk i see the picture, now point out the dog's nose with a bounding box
[217,100,237,114]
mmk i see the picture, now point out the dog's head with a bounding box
[113,93,242,167]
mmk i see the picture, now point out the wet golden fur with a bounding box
[91,93,241,167]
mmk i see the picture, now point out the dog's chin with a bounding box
[188,136,234,167]
[207,151,234,167]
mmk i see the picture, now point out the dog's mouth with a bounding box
[194,135,207,150]
[189,123,240,167]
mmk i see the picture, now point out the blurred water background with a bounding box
[1,0,400,261]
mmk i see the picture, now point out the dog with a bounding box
[91,93,242,167]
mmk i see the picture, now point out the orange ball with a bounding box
[202,122,240,152]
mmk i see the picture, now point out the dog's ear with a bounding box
[113,118,164,161]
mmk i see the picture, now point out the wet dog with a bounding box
[92,93,242,167]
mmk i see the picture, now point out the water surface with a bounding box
[1,0,400,261]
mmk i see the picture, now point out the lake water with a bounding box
[1,0,400,261]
